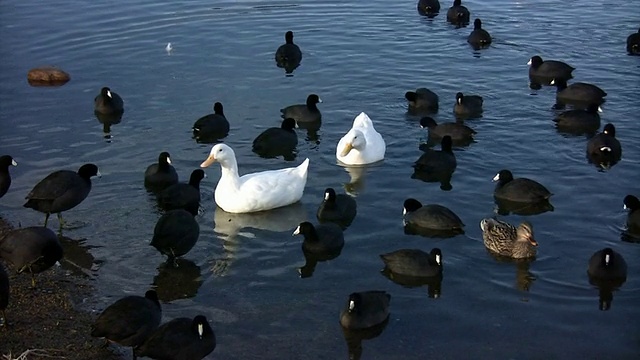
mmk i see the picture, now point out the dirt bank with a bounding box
[0,216,121,360]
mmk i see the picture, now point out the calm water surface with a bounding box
[1,0,639,359]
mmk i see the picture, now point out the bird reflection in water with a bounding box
[403,223,463,239]
[587,276,626,311]
[298,120,322,145]
[58,235,100,277]
[94,111,122,142]
[342,166,368,197]
[494,197,554,216]
[153,258,203,302]
[341,317,389,360]
[486,252,537,292]
[211,203,308,276]
[298,247,343,279]
[411,167,454,191]
[381,267,443,299]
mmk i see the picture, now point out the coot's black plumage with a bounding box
[275,31,302,72]
[23,164,100,227]
[420,117,476,145]
[157,169,205,216]
[380,248,443,278]
[0,155,17,199]
[151,209,200,259]
[528,55,575,84]
[192,102,229,142]
[627,28,640,55]
[446,0,470,25]
[135,315,216,360]
[293,221,345,255]
[280,94,322,124]
[0,226,63,287]
[586,123,621,163]
[493,169,552,204]
[453,92,483,118]
[405,88,439,114]
[94,87,124,114]
[417,0,441,17]
[339,291,391,330]
[553,103,601,133]
[467,19,491,48]
[144,152,179,191]
[252,118,298,160]
[91,290,162,359]
[316,188,357,228]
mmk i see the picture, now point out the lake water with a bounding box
[1,0,639,359]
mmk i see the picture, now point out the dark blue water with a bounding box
[1,0,639,358]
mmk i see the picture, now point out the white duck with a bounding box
[200,143,309,213]
[336,112,386,165]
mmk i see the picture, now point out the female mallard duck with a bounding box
[480,218,537,259]
[200,143,309,213]
[336,112,386,165]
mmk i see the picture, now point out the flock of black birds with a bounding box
[1,0,640,358]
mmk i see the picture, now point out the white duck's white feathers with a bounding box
[336,112,386,165]
[201,144,309,213]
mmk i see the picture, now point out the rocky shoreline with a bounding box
[0,217,121,360]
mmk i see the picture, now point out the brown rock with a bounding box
[27,66,71,86]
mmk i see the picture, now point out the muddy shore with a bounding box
[0,216,122,360]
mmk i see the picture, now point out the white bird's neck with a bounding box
[219,158,241,187]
